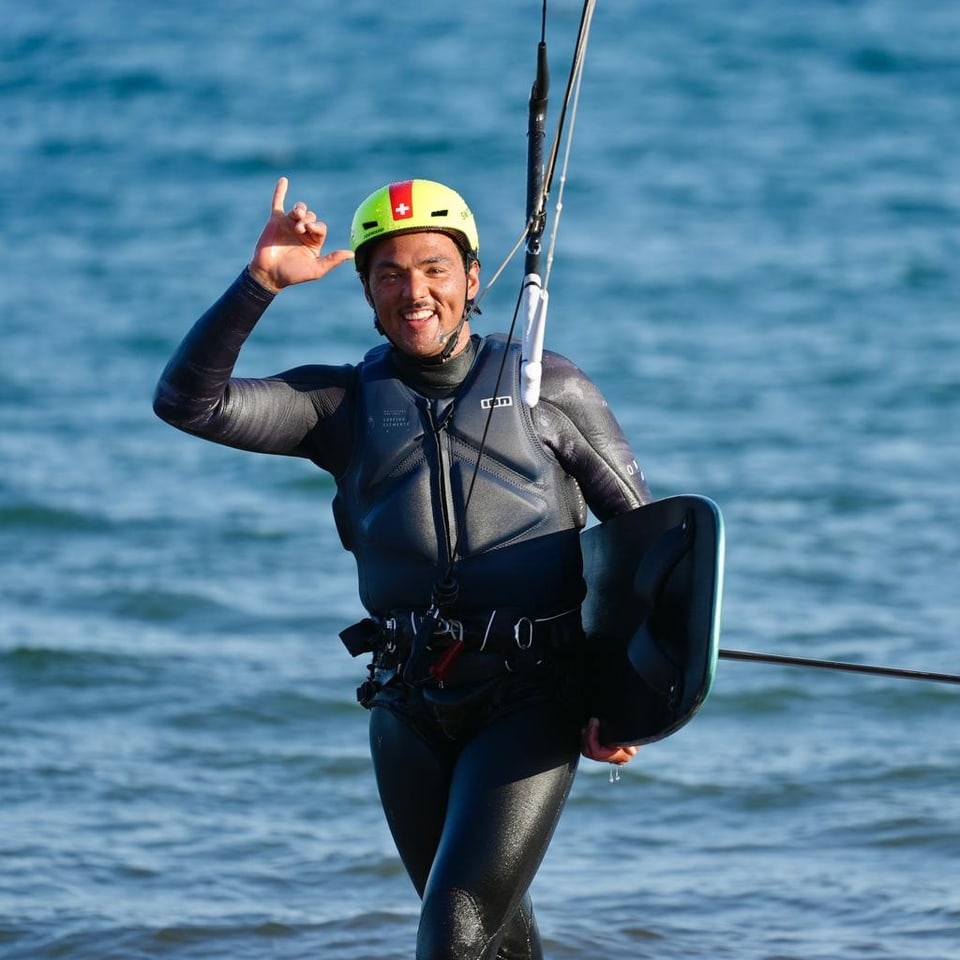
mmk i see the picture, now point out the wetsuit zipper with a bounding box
[424,399,457,577]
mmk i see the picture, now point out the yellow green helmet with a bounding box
[350,179,479,271]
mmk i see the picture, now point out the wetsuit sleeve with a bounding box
[534,351,653,521]
[152,268,355,473]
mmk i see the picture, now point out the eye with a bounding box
[426,262,452,277]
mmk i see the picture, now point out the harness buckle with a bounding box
[514,616,534,650]
[429,619,465,687]
[383,617,397,654]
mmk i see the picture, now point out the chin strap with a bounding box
[423,297,481,365]
[433,315,467,364]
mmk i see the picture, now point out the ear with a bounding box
[466,259,481,301]
[359,274,374,309]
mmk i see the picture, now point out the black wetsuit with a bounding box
[154,268,652,960]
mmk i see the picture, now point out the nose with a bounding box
[404,269,429,301]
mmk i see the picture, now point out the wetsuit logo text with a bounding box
[382,409,409,430]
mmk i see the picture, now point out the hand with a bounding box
[248,177,354,292]
[580,717,640,766]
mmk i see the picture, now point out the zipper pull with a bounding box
[429,397,456,433]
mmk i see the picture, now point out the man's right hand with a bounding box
[247,177,354,293]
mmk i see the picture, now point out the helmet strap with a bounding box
[433,317,465,364]
[432,296,482,363]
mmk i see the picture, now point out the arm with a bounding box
[153,178,357,463]
[535,352,648,765]
[535,351,653,520]
[152,269,354,460]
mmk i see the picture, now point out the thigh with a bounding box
[418,698,581,957]
[368,703,455,895]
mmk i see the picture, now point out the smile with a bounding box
[401,308,436,323]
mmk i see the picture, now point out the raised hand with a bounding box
[248,177,354,292]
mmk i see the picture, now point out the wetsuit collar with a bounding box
[390,335,479,398]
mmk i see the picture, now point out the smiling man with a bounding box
[154,176,650,960]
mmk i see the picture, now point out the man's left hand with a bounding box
[581,717,640,765]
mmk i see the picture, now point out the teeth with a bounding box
[403,309,434,322]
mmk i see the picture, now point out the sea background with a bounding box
[2,1,959,958]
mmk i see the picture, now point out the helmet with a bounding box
[350,179,479,270]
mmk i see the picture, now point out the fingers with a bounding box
[271,177,321,229]
[581,717,640,765]
[272,176,289,214]
[610,744,640,765]
[319,248,356,270]
[292,203,319,235]
[270,177,325,237]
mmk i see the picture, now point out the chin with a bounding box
[394,326,441,353]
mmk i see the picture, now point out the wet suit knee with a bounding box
[416,888,542,960]
[417,886,488,960]
[495,895,543,960]
[416,889,543,960]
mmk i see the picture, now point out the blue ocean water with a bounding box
[2,1,959,957]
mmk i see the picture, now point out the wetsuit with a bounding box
[154,268,652,960]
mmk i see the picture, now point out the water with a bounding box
[3,1,959,957]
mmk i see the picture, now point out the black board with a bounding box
[580,495,724,746]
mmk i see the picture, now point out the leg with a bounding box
[494,894,543,960]
[369,703,546,958]
[416,698,580,960]
[368,703,454,895]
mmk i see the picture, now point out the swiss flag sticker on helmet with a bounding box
[389,182,414,222]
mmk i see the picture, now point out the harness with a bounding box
[340,606,583,705]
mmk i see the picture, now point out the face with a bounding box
[362,231,480,360]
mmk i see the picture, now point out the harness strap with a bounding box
[341,606,583,692]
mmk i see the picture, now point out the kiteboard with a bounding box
[580,495,724,746]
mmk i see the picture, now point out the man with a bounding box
[154,176,647,959]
